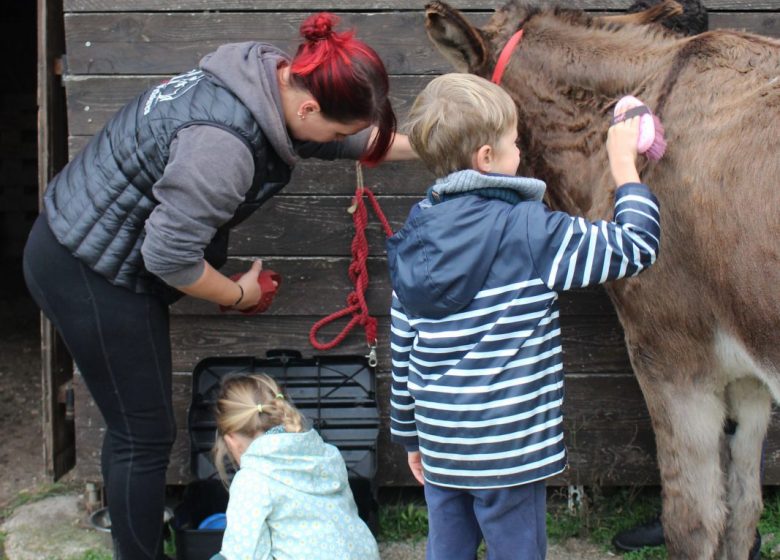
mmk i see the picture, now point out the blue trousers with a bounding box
[424,480,547,560]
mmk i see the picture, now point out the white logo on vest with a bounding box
[143,69,206,116]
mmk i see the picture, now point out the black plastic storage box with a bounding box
[172,350,380,560]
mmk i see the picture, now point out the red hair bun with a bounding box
[300,12,337,42]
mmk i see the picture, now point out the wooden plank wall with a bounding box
[65,0,780,488]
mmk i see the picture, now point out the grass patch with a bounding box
[547,486,780,559]
[376,486,667,552]
[546,486,662,556]
[68,551,112,560]
[379,502,428,542]
[376,486,665,549]
[5,483,769,558]
[759,487,780,558]
[164,529,177,558]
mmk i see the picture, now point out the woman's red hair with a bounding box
[290,13,396,165]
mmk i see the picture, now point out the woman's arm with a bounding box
[141,125,255,290]
[371,128,417,161]
[295,127,417,162]
[177,260,265,310]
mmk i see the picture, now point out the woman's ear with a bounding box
[297,99,320,119]
[473,144,494,173]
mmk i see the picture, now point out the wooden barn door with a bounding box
[37,0,75,480]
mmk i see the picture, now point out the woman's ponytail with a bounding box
[300,12,337,42]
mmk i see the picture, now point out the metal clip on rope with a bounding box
[365,345,378,368]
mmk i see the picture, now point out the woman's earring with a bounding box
[297,111,305,120]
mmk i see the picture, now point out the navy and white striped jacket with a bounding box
[386,170,660,489]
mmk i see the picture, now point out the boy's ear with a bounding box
[473,144,493,173]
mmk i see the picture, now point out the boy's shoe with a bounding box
[612,515,762,560]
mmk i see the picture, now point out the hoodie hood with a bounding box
[240,428,348,496]
[200,42,298,167]
[387,170,546,319]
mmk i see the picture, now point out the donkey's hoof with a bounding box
[750,529,762,560]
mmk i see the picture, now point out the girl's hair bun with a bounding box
[300,12,338,42]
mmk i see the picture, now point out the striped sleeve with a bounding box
[526,183,660,291]
[389,292,419,451]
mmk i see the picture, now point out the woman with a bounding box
[23,12,413,559]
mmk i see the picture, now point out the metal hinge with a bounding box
[57,380,75,421]
[54,55,67,76]
[567,484,586,514]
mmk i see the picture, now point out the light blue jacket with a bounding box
[215,428,378,560]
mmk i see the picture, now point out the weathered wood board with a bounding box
[62,0,780,486]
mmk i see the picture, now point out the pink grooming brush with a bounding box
[612,95,666,161]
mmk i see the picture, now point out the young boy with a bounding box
[386,73,659,560]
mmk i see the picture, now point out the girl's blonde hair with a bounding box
[404,73,518,177]
[213,373,306,482]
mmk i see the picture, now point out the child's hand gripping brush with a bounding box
[612,95,666,161]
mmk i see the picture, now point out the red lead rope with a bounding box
[309,164,393,365]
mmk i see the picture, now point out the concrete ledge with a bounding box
[1,495,112,560]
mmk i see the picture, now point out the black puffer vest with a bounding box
[44,69,291,300]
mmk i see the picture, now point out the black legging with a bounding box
[23,214,175,560]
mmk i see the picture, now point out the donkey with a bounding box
[422,1,780,558]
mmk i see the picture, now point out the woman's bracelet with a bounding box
[232,283,245,308]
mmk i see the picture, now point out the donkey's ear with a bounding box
[425,1,489,73]
[600,0,683,26]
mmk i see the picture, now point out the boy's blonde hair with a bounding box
[405,73,518,177]
[213,373,305,482]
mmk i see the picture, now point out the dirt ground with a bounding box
[0,264,617,559]
[0,268,45,510]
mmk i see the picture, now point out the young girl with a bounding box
[211,374,379,560]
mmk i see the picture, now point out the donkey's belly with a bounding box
[714,329,779,402]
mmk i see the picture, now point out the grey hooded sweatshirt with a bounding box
[141,42,370,287]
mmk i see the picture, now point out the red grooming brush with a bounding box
[612,95,666,161]
[218,270,281,315]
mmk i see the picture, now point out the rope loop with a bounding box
[309,163,393,355]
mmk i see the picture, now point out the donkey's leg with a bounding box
[716,378,770,560]
[641,378,727,560]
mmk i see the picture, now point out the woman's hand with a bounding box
[233,260,265,310]
[177,259,273,309]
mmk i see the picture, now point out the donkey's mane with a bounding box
[492,0,680,44]
[546,4,679,42]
